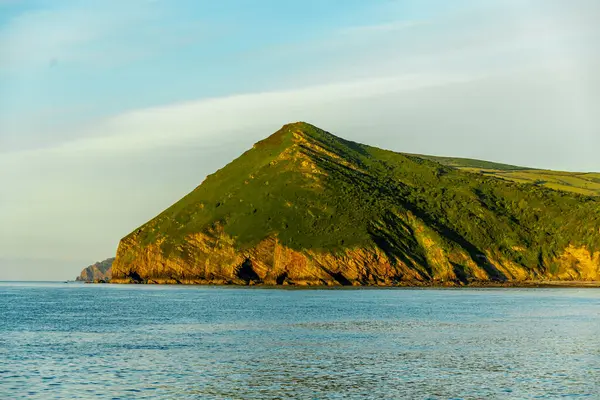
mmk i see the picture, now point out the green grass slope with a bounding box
[113,122,600,284]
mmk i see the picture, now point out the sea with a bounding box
[0,282,598,399]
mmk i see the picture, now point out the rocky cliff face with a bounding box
[76,258,114,282]
[112,222,600,285]
[111,123,600,285]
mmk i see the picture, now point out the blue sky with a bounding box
[1,0,458,151]
[1,0,599,279]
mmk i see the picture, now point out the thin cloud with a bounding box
[3,72,476,158]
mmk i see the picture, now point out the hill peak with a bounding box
[253,122,337,149]
[282,121,315,130]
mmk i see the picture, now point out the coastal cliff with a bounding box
[112,123,600,285]
[76,258,114,282]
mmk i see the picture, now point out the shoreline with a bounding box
[101,279,600,288]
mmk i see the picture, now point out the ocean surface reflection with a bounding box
[1,283,598,399]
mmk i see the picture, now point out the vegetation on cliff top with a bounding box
[115,122,600,283]
[416,154,600,197]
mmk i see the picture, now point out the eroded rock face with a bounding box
[76,258,114,282]
[112,229,418,285]
[111,227,600,285]
[111,122,600,285]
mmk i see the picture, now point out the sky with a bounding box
[1,0,599,280]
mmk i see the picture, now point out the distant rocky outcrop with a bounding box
[76,258,114,282]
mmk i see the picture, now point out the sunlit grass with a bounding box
[454,167,600,197]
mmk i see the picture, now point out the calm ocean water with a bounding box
[0,283,598,399]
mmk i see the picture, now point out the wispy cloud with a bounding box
[8,72,474,157]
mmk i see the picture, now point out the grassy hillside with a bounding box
[113,122,600,285]
[411,155,600,197]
